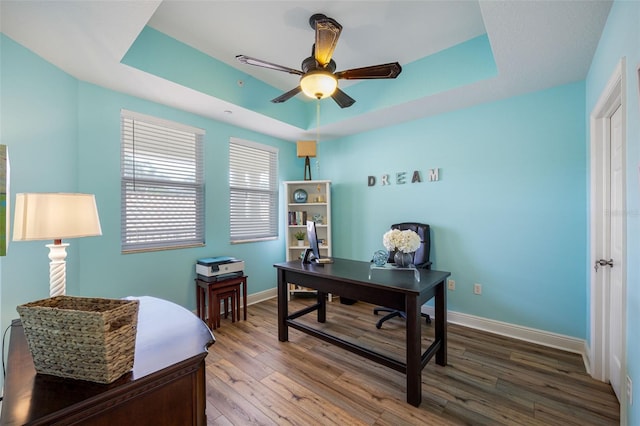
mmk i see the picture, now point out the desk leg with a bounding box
[277,269,288,342]
[406,294,422,407]
[317,291,327,323]
[435,280,447,366]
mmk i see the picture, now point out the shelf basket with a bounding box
[17,296,139,384]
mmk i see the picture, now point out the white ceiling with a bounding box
[0,0,612,142]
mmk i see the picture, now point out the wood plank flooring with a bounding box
[204,297,619,425]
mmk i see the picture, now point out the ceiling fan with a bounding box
[236,13,402,108]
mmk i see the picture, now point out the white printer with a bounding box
[196,256,244,279]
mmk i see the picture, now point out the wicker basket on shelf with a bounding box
[17,296,139,384]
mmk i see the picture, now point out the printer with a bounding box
[196,256,244,281]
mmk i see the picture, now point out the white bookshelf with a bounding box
[283,180,332,300]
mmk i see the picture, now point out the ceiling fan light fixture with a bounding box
[300,71,338,99]
[237,14,401,108]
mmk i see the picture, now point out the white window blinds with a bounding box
[229,137,278,242]
[121,110,205,252]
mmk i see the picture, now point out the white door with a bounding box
[608,104,624,400]
[590,59,626,418]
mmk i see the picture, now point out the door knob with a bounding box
[594,259,613,271]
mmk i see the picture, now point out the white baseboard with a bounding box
[582,341,592,376]
[246,287,277,306]
[193,287,276,318]
[421,306,589,364]
[212,291,591,371]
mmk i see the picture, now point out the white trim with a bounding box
[230,136,279,153]
[194,287,276,316]
[589,57,626,382]
[120,109,205,135]
[421,306,587,358]
[281,180,332,185]
[247,294,591,368]
[247,287,277,306]
[589,57,627,423]
[583,342,593,376]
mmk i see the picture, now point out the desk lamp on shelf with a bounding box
[297,140,316,181]
[13,193,102,297]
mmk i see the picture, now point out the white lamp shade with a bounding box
[13,193,102,241]
[300,71,338,99]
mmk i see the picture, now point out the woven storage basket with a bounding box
[17,296,139,384]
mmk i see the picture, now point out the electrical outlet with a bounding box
[627,375,633,405]
[473,283,482,295]
[447,279,455,290]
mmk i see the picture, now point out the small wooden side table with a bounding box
[196,275,247,329]
[210,284,239,329]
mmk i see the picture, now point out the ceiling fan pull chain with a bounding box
[316,100,321,174]
[316,99,321,143]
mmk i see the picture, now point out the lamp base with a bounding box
[304,156,312,180]
[46,242,68,297]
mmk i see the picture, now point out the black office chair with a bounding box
[373,222,432,329]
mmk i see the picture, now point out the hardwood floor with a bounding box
[204,297,619,425]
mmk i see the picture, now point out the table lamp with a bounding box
[13,193,102,297]
[297,140,316,181]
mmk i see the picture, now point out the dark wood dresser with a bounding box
[0,296,214,425]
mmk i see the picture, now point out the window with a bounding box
[121,110,204,252]
[229,137,278,243]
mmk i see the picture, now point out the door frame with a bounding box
[589,57,627,403]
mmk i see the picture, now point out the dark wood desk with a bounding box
[0,296,215,425]
[274,258,450,407]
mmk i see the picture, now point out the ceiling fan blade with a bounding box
[236,55,303,75]
[331,88,356,108]
[334,62,402,80]
[271,86,302,103]
[314,16,342,67]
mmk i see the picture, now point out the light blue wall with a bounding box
[2,4,635,414]
[0,34,299,334]
[122,26,310,129]
[0,34,80,392]
[75,82,297,305]
[0,34,80,325]
[586,0,640,422]
[123,28,497,133]
[0,31,589,339]
[318,81,587,338]
[320,34,498,126]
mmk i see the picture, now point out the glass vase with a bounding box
[372,250,388,267]
[394,251,414,268]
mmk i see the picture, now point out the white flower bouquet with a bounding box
[382,229,421,253]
